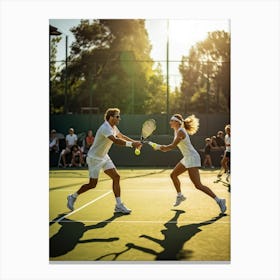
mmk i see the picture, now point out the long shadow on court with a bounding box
[213,177,231,193]
[124,210,226,260]
[49,212,125,258]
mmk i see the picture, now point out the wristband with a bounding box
[148,141,161,150]
[125,141,133,148]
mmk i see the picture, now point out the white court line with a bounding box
[53,188,230,192]
[55,190,112,223]
[54,189,175,192]
[56,220,230,224]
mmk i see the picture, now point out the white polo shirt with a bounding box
[87,121,120,159]
[66,134,77,146]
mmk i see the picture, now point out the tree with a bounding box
[50,36,64,114]
[144,63,167,114]
[55,19,155,114]
[179,31,230,113]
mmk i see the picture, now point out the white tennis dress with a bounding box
[175,127,201,168]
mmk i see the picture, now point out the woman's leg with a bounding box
[188,167,227,213]
[188,167,216,198]
[170,162,187,193]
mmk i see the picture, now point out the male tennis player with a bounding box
[150,114,226,214]
[67,108,142,214]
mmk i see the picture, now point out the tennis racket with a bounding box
[135,119,157,154]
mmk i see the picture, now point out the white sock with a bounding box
[116,197,122,205]
[72,192,78,198]
[177,192,182,197]
[214,196,220,203]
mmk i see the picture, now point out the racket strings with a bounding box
[141,119,156,139]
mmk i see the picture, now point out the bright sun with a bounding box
[145,19,230,88]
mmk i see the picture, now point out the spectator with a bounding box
[216,130,225,150]
[218,124,231,179]
[49,129,59,153]
[82,129,95,155]
[210,136,219,149]
[71,144,84,167]
[203,138,214,168]
[61,128,78,167]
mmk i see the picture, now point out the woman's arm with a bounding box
[160,130,185,152]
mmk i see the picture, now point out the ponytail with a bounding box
[183,114,199,135]
[172,113,200,135]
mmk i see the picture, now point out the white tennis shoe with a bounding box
[217,198,227,213]
[173,195,186,206]
[114,203,131,214]
[67,195,76,211]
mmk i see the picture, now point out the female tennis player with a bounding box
[152,114,226,213]
[67,108,142,214]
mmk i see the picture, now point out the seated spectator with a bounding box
[203,138,215,168]
[216,130,225,150]
[61,128,78,167]
[49,129,59,153]
[210,136,219,150]
[82,129,95,155]
[70,144,84,167]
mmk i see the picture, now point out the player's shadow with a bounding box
[49,212,125,258]
[214,177,231,192]
[126,210,226,260]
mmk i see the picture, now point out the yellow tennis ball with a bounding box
[152,143,157,149]
[135,148,141,156]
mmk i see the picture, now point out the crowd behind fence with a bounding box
[50,113,229,168]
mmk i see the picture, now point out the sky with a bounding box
[49,19,230,89]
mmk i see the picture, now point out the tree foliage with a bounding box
[179,31,230,113]
[51,19,161,114]
[50,22,230,116]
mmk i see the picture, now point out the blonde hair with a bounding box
[173,114,200,135]
[104,108,120,121]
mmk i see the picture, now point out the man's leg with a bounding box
[67,178,98,211]
[104,168,131,214]
[104,168,120,197]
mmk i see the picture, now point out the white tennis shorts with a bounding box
[86,155,116,179]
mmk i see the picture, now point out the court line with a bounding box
[53,189,175,192]
[55,190,112,223]
[54,220,230,224]
[54,189,229,192]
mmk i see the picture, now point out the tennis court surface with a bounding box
[49,168,230,261]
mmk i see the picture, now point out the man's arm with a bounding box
[117,132,136,142]
[107,135,142,149]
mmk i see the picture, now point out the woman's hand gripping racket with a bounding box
[134,119,157,155]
